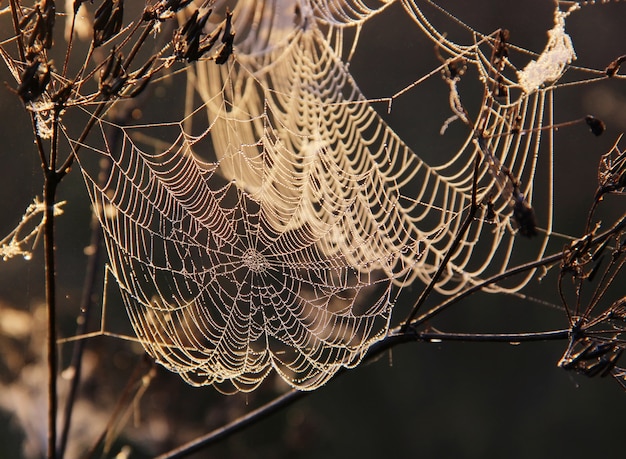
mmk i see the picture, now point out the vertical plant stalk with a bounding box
[9,3,55,455]
[8,0,62,454]
[43,170,59,459]
[56,207,104,459]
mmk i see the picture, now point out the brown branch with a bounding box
[155,324,570,459]
[43,170,59,459]
[413,214,626,327]
[56,194,105,459]
[155,389,307,459]
[402,153,482,330]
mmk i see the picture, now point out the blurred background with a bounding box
[0,1,625,458]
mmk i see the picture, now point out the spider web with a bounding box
[73,0,615,392]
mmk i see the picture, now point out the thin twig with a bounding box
[402,153,482,330]
[56,202,105,459]
[8,0,25,63]
[84,357,155,459]
[155,323,571,459]
[416,328,569,342]
[61,4,79,79]
[413,214,626,326]
[155,389,307,459]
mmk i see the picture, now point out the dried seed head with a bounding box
[143,0,193,21]
[215,38,234,65]
[93,0,124,48]
[222,9,234,45]
[98,51,127,97]
[586,115,606,136]
[173,8,235,64]
[19,0,56,53]
[597,138,626,194]
[17,59,52,103]
[51,81,74,106]
[605,54,626,77]
[40,0,56,49]
[512,192,537,238]
[485,198,496,222]
[126,74,152,98]
[215,10,235,65]
[558,337,623,378]
[174,9,211,62]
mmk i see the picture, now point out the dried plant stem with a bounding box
[43,171,59,459]
[156,324,570,459]
[415,329,569,342]
[84,358,155,459]
[413,214,626,326]
[56,210,104,459]
[9,1,63,454]
[402,154,481,330]
[155,389,307,459]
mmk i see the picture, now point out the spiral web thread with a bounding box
[74,0,613,392]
